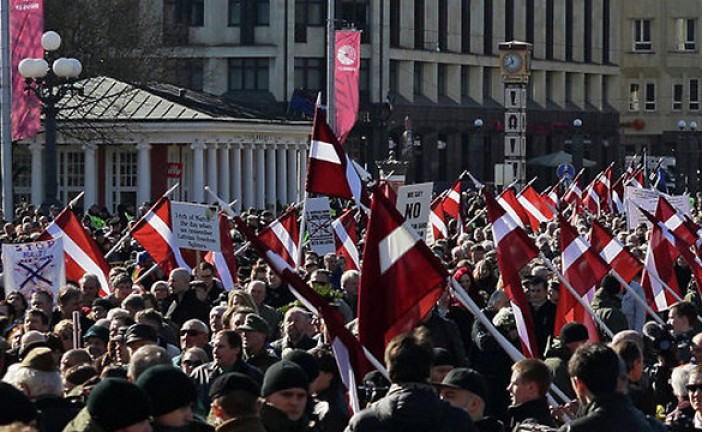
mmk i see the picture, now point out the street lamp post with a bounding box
[18,31,82,209]
[572,118,583,174]
[677,119,698,193]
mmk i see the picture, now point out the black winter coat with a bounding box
[558,392,656,432]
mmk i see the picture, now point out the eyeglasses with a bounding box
[182,359,204,367]
[180,329,203,337]
[686,383,702,393]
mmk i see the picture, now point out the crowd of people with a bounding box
[1,191,702,432]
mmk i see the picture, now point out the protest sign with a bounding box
[171,202,221,251]
[305,197,336,256]
[625,186,690,230]
[396,182,433,240]
[3,238,65,299]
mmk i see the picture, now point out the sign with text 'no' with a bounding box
[396,182,433,241]
[171,202,221,252]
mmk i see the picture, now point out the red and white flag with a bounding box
[625,167,645,188]
[428,198,448,243]
[517,184,555,232]
[656,196,697,247]
[557,215,610,341]
[234,218,370,413]
[306,107,367,209]
[358,189,448,361]
[583,166,612,215]
[563,170,583,207]
[37,207,111,297]
[204,213,238,291]
[541,178,563,211]
[639,209,681,312]
[258,207,300,269]
[611,175,625,214]
[131,196,195,273]
[589,220,643,283]
[332,209,361,271]
[442,179,463,234]
[484,188,541,358]
[497,187,531,230]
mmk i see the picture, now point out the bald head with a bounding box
[169,267,191,296]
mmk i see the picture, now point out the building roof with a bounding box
[56,76,307,125]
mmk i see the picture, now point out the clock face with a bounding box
[503,53,522,73]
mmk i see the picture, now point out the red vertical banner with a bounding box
[334,30,360,145]
[11,0,43,141]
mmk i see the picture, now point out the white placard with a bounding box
[624,186,690,230]
[396,182,433,240]
[3,238,65,299]
[305,197,336,256]
[171,202,221,251]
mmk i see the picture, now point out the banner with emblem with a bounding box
[3,238,65,299]
[334,30,361,145]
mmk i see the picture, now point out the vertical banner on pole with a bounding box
[11,0,43,140]
[334,30,360,145]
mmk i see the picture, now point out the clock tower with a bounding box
[498,41,532,188]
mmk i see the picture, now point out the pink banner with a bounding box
[11,0,43,141]
[334,30,360,145]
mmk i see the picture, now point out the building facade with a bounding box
[158,0,621,189]
[620,1,702,194]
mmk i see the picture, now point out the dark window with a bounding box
[690,79,700,111]
[390,0,400,47]
[229,0,242,25]
[673,83,683,111]
[483,0,493,55]
[228,58,269,90]
[414,62,423,96]
[359,59,370,103]
[439,0,448,51]
[255,0,270,25]
[295,0,325,42]
[546,0,554,59]
[634,19,652,51]
[175,59,204,91]
[482,67,491,101]
[461,66,470,98]
[389,60,398,94]
[584,0,592,62]
[186,0,204,26]
[295,58,325,94]
[414,0,425,49]
[438,64,447,96]
[644,82,656,111]
[602,0,610,63]
[565,0,573,61]
[340,0,370,43]
[526,0,534,44]
[228,0,269,26]
[461,0,471,53]
[505,0,514,41]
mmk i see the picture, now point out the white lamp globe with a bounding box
[41,31,61,51]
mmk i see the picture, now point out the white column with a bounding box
[276,146,288,206]
[83,143,98,207]
[242,145,254,209]
[287,147,297,204]
[265,146,276,210]
[255,146,265,209]
[298,146,308,203]
[207,142,218,197]
[136,142,151,206]
[230,143,242,213]
[191,140,205,203]
[218,144,231,203]
[29,142,43,206]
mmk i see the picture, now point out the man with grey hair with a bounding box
[127,344,171,381]
[338,269,360,323]
[271,307,317,356]
[164,267,209,327]
[246,280,281,338]
[79,273,102,307]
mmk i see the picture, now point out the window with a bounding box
[461,0,471,53]
[629,83,640,111]
[340,0,370,43]
[483,0,493,55]
[295,58,325,94]
[229,0,269,26]
[390,0,400,47]
[676,18,696,51]
[505,0,514,42]
[644,82,656,111]
[438,64,447,97]
[59,150,86,206]
[690,79,700,111]
[106,148,137,212]
[565,0,573,60]
[461,66,470,98]
[482,67,492,101]
[545,0,554,59]
[414,0,424,49]
[186,0,204,26]
[438,0,448,51]
[602,0,610,63]
[633,19,652,51]
[673,83,683,111]
[389,60,398,94]
[414,62,423,96]
[228,58,269,91]
[359,59,370,103]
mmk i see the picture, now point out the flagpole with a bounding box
[205,186,238,218]
[609,270,666,327]
[0,0,11,220]
[297,192,308,267]
[105,183,180,261]
[539,252,615,339]
[326,0,336,133]
[67,191,85,209]
[134,263,159,285]
[449,279,573,411]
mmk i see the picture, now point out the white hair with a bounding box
[671,363,695,398]
[3,367,62,398]
[107,307,131,321]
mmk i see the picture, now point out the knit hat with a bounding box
[87,378,152,432]
[436,367,487,401]
[21,346,57,372]
[283,349,319,382]
[433,348,456,367]
[261,360,309,397]
[209,372,261,400]
[136,365,197,417]
[83,325,110,343]
[559,322,589,345]
[0,382,37,426]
